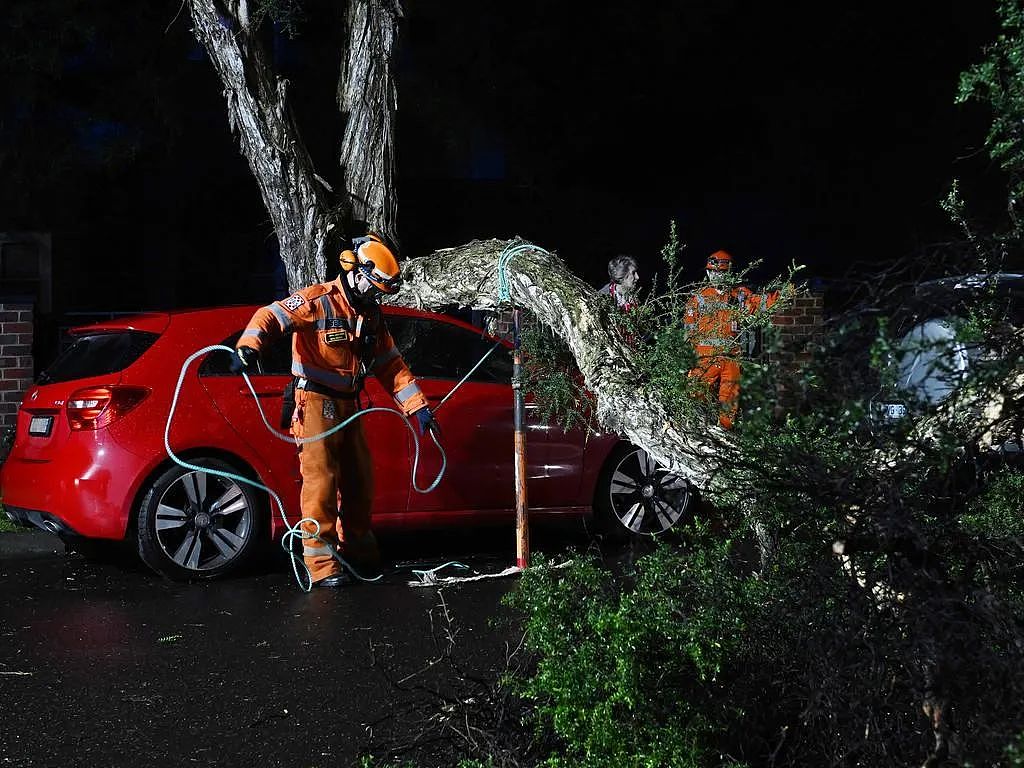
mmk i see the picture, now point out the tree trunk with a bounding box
[337,0,402,247]
[188,0,336,289]
[387,238,735,490]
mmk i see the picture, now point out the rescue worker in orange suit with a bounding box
[230,234,440,588]
[684,250,783,430]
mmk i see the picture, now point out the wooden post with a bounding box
[512,308,530,569]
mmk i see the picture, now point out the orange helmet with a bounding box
[706,250,733,272]
[339,234,402,294]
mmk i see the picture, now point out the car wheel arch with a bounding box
[128,448,269,536]
[132,450,272,580]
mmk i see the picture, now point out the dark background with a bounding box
[0,0,1009,326]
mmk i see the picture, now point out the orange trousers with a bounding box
[688,354,741,429]
[291,390,380,583]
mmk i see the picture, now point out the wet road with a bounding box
[0,526,586,767]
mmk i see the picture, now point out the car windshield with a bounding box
[40,331,159,384]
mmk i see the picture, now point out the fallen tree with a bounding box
[390,238,734,490]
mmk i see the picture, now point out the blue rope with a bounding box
[497,242,552,303]
[164,345,463,592]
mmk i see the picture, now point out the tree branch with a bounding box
[387,238,735,489]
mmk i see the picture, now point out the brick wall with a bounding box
[768,291,825,365]
[0,303,33,430]
[482,290,826,351]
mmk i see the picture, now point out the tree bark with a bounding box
[188,0,336,289]
[337,0,402,247]
[386,238,735,490]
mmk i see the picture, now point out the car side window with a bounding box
[199,332,293,376]
[387,316,512,384]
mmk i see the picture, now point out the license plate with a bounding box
[28,416,53,437]
[882,403,906,419]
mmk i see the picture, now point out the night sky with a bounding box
[0,0,1006,326]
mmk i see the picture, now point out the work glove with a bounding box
[230,346,260,375]
[414,407,441,438]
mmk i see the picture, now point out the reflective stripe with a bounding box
[395,381,423,403]
[372,345,401,369]
[321,295,335,320]
[696,294,706,311]
[292,362,356,391]
[239,328,264,343]
[314,295,335,330]
[697,337,735,346]
[303,544,334,558]
[269,303,293,331]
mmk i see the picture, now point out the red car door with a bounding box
[385,312,573,513]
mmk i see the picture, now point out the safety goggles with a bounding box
[706,258,731,271]
[357,262,402,295]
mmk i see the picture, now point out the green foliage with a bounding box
[520,321,596,433]
[357,757,415,768]
[958,1,1024,222]
[0,517,18,534]
[1005,732,1024,767]
[637,323,699,417]
[506,537,759,768]
[0,426,13,466]
[963,469,1024,539]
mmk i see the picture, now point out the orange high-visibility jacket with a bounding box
[683,284,780,355]
[238,277,428,415]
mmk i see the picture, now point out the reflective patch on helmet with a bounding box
[283,294,306,311]
[322,399,337,421]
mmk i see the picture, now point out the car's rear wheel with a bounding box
[595,444,696,537]
[136,458,265,580]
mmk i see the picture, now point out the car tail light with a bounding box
[66,386,150,431]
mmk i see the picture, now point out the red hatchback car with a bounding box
[0,305,694,579]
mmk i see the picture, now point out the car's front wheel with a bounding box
[595,444,696,537]
[136,458,266,580]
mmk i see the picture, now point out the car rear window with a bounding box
[40,331,159,384]
[199,332,293,376]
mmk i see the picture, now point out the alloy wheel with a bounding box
[153,470,253,572]
[608,448,692,534]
